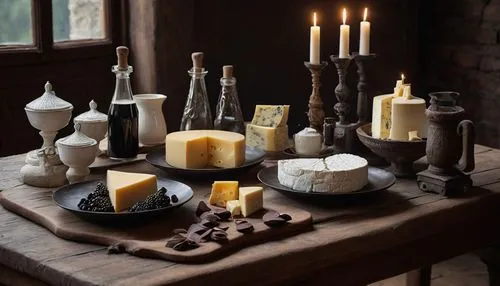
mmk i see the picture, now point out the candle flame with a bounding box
[342,8,347,25]
[313,12,317,26]
[363,8,368,21]
[401,73,405,83]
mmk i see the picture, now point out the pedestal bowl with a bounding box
[356,123,426,178]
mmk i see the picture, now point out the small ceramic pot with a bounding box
[74,100,108,156]
[56,123,97,184]
[133,94,167,146]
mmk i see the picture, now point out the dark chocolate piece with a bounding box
[263,210,292,227]
[107,243,126,254]
[200,218,220,228]
[196,201,212,217]
[200,212,219,222]
[214,209,232,221]
[235,219,254,234]
[211,229,228,242]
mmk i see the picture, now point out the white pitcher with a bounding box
[133,94,167,146]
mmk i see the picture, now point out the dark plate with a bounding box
[257,166,396,198]
[283,146,336,158]
[146,146,266,175]
[53,177,193,224]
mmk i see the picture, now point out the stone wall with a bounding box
[422,0,500,147]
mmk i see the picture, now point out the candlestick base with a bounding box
[304,61,328,132]
[333,121,364,154]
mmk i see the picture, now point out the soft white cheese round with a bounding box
[277,153,368,193]
[294,127,322,155]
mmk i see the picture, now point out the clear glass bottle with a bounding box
[107,46,139,159]
[180,53,213,130]
[214,66,245,134]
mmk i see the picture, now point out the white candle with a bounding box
[310,12,320,64]
[339,8,350,58]
[359,8,371,55]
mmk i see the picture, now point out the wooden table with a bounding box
[1,145,500,286]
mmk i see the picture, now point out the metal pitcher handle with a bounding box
[457,120,475,172]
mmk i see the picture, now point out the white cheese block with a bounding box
[277,154,368,193]
[239,186,263,217]
[294,127,322,155]
[388,85,427,141]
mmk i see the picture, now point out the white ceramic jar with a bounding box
[133,94,167,146]
[294,127,322,155]
[56,123,97,184]
[74,100,108,156]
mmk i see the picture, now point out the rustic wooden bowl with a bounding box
[356,123,426,178]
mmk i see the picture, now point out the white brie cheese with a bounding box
[277,154,368,193]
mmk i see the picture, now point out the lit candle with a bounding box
[339,8,350,58]
[310,12,320,64]
[394,73,405,97]
[359,8,371,55]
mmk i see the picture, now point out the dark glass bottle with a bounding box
[107,46,139,159]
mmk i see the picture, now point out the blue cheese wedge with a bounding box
[251,105,290,127]
[246,124,289,152]
[277,154,368,193]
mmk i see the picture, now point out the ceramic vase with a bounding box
[133,94,167,146]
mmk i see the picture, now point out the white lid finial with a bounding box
[89,100,97,110]
[44,81,52,92]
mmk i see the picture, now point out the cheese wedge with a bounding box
[371,93,394,139]
[209,181,239,207]
[251,105,290,127]
[165,130,245,169]
[246,124,289,152]
[106,170,157,212]
[226,200,241,216]
[239,186,263,217]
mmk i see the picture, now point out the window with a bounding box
[0,0,125,66]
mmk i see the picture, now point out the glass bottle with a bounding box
[180,52,213,130]
[214,65,245,134]
[107,46,139,159]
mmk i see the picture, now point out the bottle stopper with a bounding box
[191,52,204,72]
[116,46,129,70]
[44,81,53,92]
[223,65,233,78]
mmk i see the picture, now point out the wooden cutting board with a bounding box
[0,185,312,263]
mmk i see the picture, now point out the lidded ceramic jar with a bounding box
[74,100,108,156]
[25,82,73,152]
[56,123,98,184]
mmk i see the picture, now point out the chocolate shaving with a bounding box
[196,201,212,217]
[200,212,219,222]
[263,210,292,227]
[200,217,219,228]
[214,209,232,221]
[187,223,209,235]
[211,229,228,242]
[235,219,254,234]
[172,239,199,251]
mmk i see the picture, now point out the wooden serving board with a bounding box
[0,185,312,263]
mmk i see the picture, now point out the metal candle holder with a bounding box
[304,61,328,132]
[353,53,376,124]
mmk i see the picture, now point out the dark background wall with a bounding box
[11,0,500,156]
[422,0,500,147]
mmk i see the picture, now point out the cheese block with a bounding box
[389,85,427,141]
[251,105,290,127]
[246,124,289,152]
[371,93,394,139]
[226,200,241,216]
[165,130,245,169]
[239,186,263,217]
[209,181,239,207]
[106,170,157,212]
[277,154,368,193]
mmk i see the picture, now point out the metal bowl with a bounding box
[356,123,426,178]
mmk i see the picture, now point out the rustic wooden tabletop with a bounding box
[1,145,500,286]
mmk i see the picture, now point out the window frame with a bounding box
[0,0,126,67]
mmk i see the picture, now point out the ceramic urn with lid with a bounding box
[21,81,73,187]
[56,123,98,184]
[74,100,108,156]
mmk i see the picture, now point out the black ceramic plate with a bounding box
[146,147,266,175]
[283,146,336,158]
[53,177,193,223]
[257,166,396,198]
